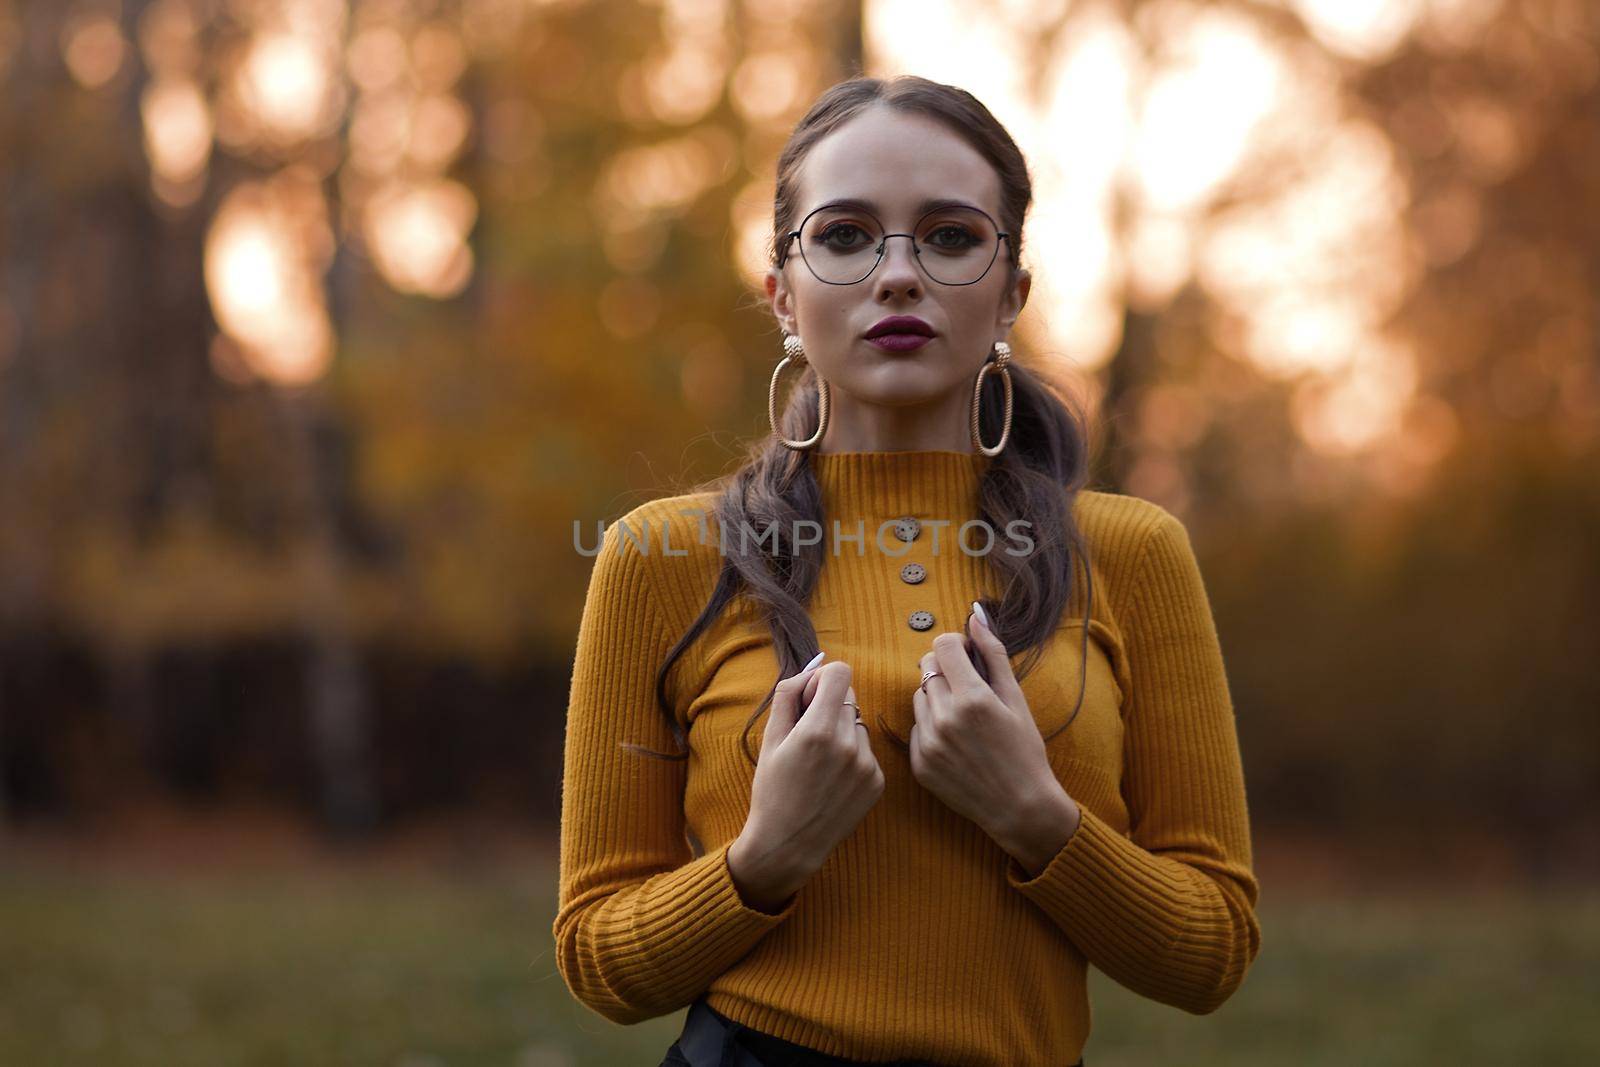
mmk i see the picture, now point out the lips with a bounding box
[864,316,935,338]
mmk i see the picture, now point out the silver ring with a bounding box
[843,699,865,726]
[919,669,942,692]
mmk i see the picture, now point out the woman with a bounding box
[553,75,1260,1067]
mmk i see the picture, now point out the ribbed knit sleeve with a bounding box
[551,511,799,1026]
[1003,507,1261,1015]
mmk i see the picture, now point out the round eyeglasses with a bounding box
[778,203,1012,286]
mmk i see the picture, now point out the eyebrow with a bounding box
[809,196,987,218]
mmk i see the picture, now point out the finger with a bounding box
[918,650,951,702]
[799,652,832,709]
[800,661,852,741]
[911,678,927,727]
[767,650,825,751]
[907,710,926,777]
[967,602,1018,691]
[914,657,952,739]
[846,684,872,756]
[917,653,952,732]
[832,679,857,747]
[929,631,984,694]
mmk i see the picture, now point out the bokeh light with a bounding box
[204,172,336,385]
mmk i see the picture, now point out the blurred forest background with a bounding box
[2,0,1598,1063]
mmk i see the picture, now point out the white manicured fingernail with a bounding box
[800,650,826,675]
[971,601,990,629]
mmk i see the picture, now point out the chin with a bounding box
[840,368,962,407]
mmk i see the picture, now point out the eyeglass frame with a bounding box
[776,202,1013,287]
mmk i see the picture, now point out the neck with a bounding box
[812,387,975,453]
[807,448,992,523]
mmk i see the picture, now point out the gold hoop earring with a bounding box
[971,341,1014,457]
[769,333,830,450]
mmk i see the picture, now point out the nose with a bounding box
[873,232,923,293]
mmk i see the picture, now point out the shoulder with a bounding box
[1069,487,1182,560]
[589,488,726,614]
[1065,487,1194,621]
[612,489,723,544]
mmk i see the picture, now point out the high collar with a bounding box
[807,448,992,522]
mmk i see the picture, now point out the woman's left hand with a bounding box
[910,604,1062,846]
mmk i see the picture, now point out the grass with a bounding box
[2,847,1597,1065]
[1085,888,1600,1064]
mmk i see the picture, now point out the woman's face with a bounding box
[765,105,1030,440]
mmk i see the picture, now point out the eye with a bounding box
[927,224,979,249]
[814,221,872,250]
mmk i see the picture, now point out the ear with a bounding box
[766,268,798,336]
[996,266,1030,334]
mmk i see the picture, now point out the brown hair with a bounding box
[621,74,1097,766]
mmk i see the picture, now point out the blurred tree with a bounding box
[0,0,1593,842]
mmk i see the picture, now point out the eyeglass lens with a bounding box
[797,206,1001,285]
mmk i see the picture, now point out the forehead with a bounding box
[796,107,1001,221]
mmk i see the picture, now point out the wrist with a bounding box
[728,828,807,914]
[996,778,1081,878]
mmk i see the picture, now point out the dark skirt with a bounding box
[659,996,1084,1067]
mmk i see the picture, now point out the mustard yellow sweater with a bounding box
[553,449,1259,1064]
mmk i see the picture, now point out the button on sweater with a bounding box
[553,448,1260,1065]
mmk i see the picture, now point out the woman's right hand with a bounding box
[728,655,884,910]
